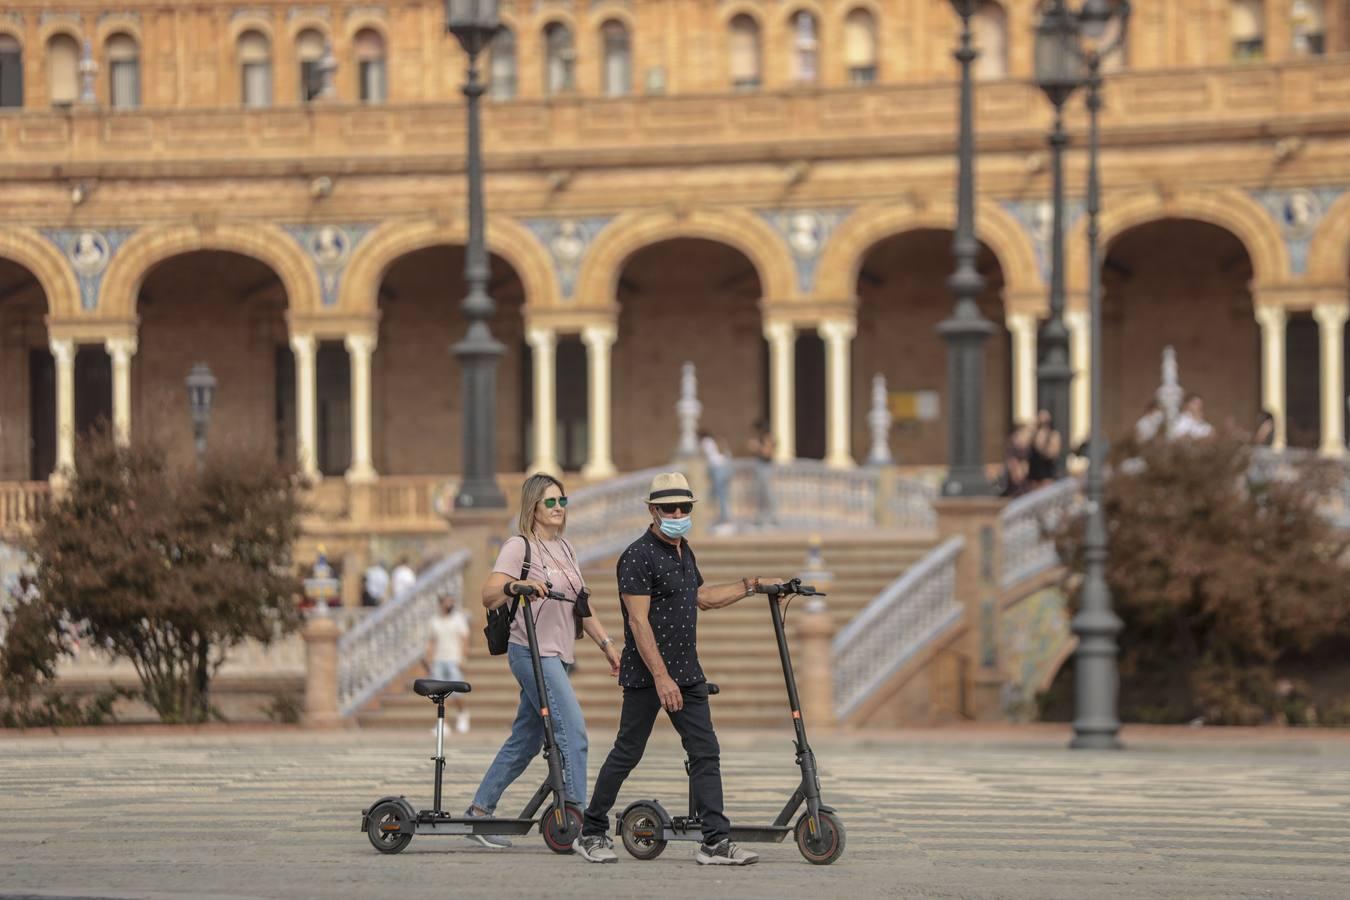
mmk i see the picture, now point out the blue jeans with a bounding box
[471,642,589,813]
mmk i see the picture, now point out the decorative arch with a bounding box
[228,16,276,46]
[344,14,389,42]
[1068,189,1289,294]
[586,5,637,31]
[1305,191,1350,286]
[573,208,797,306]
[99,223,322,320]
[815,199,1042,304]
[286,17,332,42]
[0,226,81,319]
[339,217,559,316]
[95,17,144,47]
[38,22,83,48]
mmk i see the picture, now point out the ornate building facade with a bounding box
[2,0,1350,532]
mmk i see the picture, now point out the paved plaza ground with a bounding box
[1,724,1349,899]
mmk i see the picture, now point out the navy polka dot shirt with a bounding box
[615,527,706,688]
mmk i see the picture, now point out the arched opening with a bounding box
[543,22,576,95]
[106,32,140,108]
[612,239,769,470]
[0,258,52,480]
[354,28,386,102]
[853,230,1011,465]
[789,10,819,84]
[843,8,877,85]
[46,33,79,107]
[0,34,23,107]
[973,1,1009,80]
[601,20,631,97]
[135,252,297,471]
[489,26,517,100]
[237,30,272,108]
[728,14,762,91]
[374,247,527,475]
[1101,219,1258,441]
[296,28,327,102]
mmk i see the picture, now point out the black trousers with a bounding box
[583,681,728,844]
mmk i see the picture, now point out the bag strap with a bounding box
[506,535,531,622]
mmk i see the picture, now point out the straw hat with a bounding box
[643,472,697,506]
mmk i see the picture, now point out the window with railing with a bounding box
[0,34,21,107]
[489,26,517,100]
[1231,0,1265,60]
[790,9,819,84]
[46,33,79,107]
[843,8,878,85]
[601,19,631,97]
[729,13,762,91]
[106,33,140,108]
[544,21,575,95]
[354,28,386,102]
[238,30,271,107]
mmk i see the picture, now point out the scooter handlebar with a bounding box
[507,582,569,601]
[754,577,826,598]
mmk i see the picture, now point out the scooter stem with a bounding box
[518,588,569,805]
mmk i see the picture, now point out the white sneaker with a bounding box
[456,711,470,733]
[575,834,618,863]
[695,838,758,866]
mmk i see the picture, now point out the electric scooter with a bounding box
[361,583,583,854]
[616,578,846,865]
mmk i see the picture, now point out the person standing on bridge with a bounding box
[575,472,776,866]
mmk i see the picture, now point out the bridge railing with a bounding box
[999,478,1080,590]
[724,460,936,532]
[832,534,964,721]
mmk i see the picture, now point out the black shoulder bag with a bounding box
[483,537,531,656]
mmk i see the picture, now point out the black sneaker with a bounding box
[695,838,758,865]
[575,834,618,863]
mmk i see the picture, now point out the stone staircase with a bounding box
[356,531,936,733]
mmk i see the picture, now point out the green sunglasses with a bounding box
[541,496,569,509]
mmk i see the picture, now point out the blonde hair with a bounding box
[517,472,566,538]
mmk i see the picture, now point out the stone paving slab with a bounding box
[1,726,1349,899]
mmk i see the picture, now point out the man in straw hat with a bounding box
[575,473,776,866]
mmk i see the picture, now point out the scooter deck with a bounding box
[653,823,791,843]
[414,813,537,836]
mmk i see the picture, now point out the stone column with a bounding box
[290,333,319,479]
[104,336,138,447]
[344,332,377,483]
[302,613,341,728]
[50,338,76,476]
[1006,311,1037,426]
[527,326,560,475]
[1254,304,1288,450]
[764,320,796,463]
[1313,302,1348,457]
[1066,308,1090,448]
[581,323,617,480]
[818,318,856,469]
[934,497,1005,721]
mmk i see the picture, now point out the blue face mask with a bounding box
[658,516,692,539]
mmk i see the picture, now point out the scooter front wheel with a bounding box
[619,803,668,861]
[366,801,413,854]
[541,802,583,853]
[794,810,845,865]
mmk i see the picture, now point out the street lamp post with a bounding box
[1034,0,1088,475]
[185,362,217,470]
[939,0,996,497]
[447,0,507,509]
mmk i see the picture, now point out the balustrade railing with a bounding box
[832,535,964,721]
[337,548,470,717]
[999,478,1079,590]
[563,467,670,565]
[722,460,936,532]
[0,482,50,537]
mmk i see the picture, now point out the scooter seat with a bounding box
[413,678,472,700]
[707,682,720,695]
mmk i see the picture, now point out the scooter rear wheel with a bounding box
[541,802,583,854]
[619,803,668,861]
[366,801,413,854]
[794,810,845,865]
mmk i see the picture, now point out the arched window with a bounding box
[46,33,80,107]
[296,28,326,102]
[106,33,140,108]
[601,20,631,97]
[354,28,386,102]
[489,26,517,99]
[1291,0,1325,56]
[790,10,819,83]
[1231,0,1265,59]
[729,14,762,91]
[543,22,575,95]
[238,30,272,107]
[843,8,877,85]
[972,1,1008,80]
[0,34,21,107]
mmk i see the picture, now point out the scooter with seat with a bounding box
[361,582,584,854]
[616,578,846,865]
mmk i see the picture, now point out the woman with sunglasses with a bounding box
[463,473,622,848]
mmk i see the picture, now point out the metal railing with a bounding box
[336,548,470,717]
[999,478,1080,590]
[831,535,964,721]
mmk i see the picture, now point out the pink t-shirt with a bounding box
[492,534,587,664]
